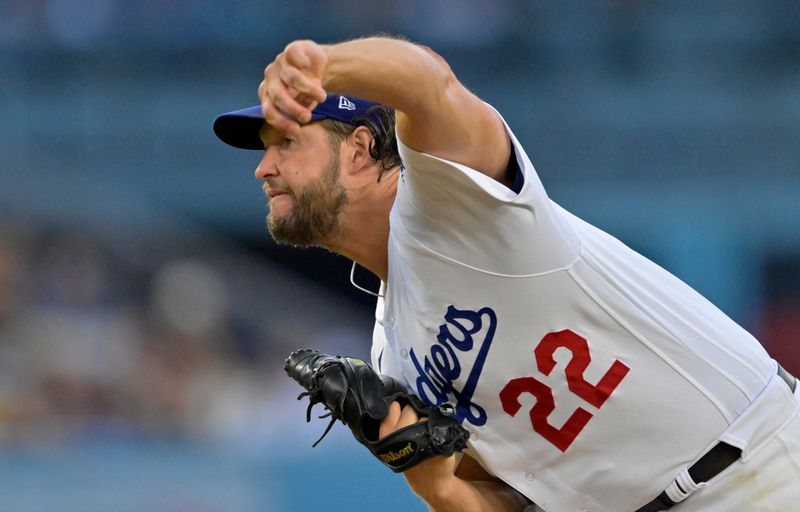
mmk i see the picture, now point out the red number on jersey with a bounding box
[499,377,594,452]
[535,330,630,408]
[499,329,630,452]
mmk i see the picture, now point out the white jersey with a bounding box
[370,113,790,511]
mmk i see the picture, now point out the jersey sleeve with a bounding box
[393,110,580,276]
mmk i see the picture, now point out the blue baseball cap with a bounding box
[213,94,384,150]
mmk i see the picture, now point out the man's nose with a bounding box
[254,149,277,180]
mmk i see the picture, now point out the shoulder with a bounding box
[394,74,512,184]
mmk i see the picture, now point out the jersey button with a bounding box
[524,471,535,481]
[400,348,408,359]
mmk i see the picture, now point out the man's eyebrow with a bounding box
[260,126,284,147]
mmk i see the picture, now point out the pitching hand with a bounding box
[258,40,329,137]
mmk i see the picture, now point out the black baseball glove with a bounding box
[284,348,470,472]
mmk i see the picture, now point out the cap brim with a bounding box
[213,106,266,150]
[213,105,331,150]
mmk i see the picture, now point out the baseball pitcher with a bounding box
[213,37,800,512]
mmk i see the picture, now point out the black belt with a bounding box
[636,366,797,512]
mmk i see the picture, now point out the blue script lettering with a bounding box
[409,305,496,426]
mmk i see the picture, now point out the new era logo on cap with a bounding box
[338,96,356,110]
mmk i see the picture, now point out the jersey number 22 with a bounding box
[499,329,630,452]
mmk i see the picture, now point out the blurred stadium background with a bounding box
[0,1,798,510]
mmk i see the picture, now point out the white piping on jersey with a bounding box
[566,262,737,424]
[574,243,766,407]
[776,435,800,473]
[390,212,581,278]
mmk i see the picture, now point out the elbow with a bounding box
[409,44,458,115]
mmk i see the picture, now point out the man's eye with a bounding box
[281,137,294,147]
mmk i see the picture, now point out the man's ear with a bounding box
[345,125,375,171]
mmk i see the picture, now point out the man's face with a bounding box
[255,123,347,247]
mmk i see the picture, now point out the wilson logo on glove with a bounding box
[284,348,470,472]
[377,441,417,467]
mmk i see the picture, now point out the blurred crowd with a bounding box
[0,217,370,448]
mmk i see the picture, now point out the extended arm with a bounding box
[259,37,513,185]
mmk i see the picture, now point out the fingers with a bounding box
[259,62,304,137]
[260,95,300,138]
[398,403,421,428]
[268,76,311,123]
[379,400,403,439]
[278,63,326,103]
[258,41,328,138]
[283,43,311,69]
[285,40,328,85]
[379,401,425,439]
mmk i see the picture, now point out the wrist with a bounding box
[320,43,342,92]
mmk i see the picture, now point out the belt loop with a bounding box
[664,468,705,504]
[638,365,795,512]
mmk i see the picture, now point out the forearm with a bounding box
[320,37,509,178]
[411,475,530,512]
[263,37,509,177]
[321,37,451,117]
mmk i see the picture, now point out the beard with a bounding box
[266,152,347,247]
